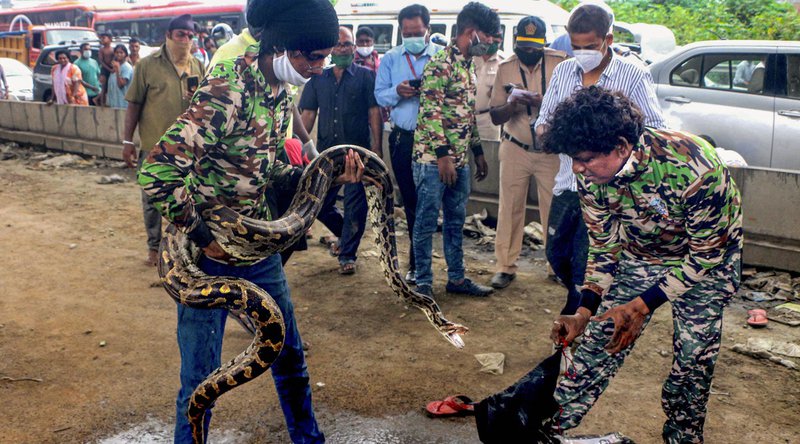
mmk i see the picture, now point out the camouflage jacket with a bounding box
[413,44,481,168]
[579,128,743,312]
[138,47,299,248]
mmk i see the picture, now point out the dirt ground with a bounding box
[1,151,799,444]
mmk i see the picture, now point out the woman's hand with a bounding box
[551,307,592,346]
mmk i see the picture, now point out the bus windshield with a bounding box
[45,29,98,46]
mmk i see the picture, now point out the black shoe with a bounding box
[446,278,493,297]
[416,284,433,297]
[404,269,416,285]
[490,272,516,289]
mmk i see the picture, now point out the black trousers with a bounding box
[389,127,417,271]
[545,191,589,315]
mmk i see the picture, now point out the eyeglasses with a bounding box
[334,42,355,49]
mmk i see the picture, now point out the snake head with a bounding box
[441,322,469,349]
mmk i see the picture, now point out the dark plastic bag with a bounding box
[474,351,562,443]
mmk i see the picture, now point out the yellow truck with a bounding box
[0,26,96,67]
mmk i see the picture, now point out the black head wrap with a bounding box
[247,0,339,54]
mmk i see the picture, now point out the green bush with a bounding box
[554,0,800,45]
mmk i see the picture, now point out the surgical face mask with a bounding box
[573,44,606,72]
[468,33,490,57]
[486,42,499,56]
[356,45,374,57]
[82,50,91,59]
[403,36,427,54]
[273,53,310,86]
[330,53,354,68]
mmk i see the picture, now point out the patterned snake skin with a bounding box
[157,145,468,443]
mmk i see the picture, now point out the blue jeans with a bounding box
[545,191,588,315]
[174,254,323,444]
[412,162,470,287]
[316,183,368,264]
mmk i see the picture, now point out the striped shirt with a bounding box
[534,52,666,195]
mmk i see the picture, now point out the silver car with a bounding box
[0,57,33,101]
[649,40,800,170]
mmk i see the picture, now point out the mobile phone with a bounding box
[187,76,199,93]
[409,78,422,88]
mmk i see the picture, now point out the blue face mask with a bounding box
[403,36,428,54]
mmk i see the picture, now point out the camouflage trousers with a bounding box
[554,257,740,443]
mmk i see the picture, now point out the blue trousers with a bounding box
[173,254,323,444]
[316,183,368,264]
[412,162,470,287]
[545,190,588,315]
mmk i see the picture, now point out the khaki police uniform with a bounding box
[489,48,566,275]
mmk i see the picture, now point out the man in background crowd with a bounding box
[98,32,115,106]
[128,37,142,66]
[300,26,382,275]
[473,30,503,143]
[411,1,497,298]
[375,4,443,284]
[122,14,205,266]
[74,42,101,106]
[487,16,565,290]
[354,26,381,73]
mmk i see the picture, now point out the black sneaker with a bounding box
[416,284,433,297]
[404,269,416,285]
[446,278,493,297]
[490,272,516,289]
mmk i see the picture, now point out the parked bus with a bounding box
[0,1,123,29]
[93,0,246,46]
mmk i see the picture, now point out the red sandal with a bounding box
[747,309,769,328]
[425,395,475,418]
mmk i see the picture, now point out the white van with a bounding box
[335,0,569,55]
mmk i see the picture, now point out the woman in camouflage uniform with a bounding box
[546,87,742,443]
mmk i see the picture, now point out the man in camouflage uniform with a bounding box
[411,2,498,297]
[137,0,363,442]
[547,87,742,444]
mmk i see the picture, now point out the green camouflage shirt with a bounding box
[579,128,743,309]
[413,44,480,168]
[138,46,298,247]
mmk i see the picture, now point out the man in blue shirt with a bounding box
[301,26,382,275]
[375,3,443,284]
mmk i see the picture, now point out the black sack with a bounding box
[474,351,562,443]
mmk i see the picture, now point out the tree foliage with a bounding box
[555,0,800,45]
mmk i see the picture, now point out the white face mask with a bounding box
[573,48,605,73]
[82,50,91,59]
[272,53,309,86]
[355,46,374,57]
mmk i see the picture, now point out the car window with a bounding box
[703,54,766,93]
[369,24,393,54]
[786,54,800,99]
[670,55,702,87]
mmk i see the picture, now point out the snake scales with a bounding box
[157,145,468,443]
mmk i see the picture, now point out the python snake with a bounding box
[157,145,468,444]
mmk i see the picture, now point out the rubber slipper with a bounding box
[319,236,340,256]
[425,395,475,418]
[339,261,356,275]
[748,308,767,317]
[747,313,769,328]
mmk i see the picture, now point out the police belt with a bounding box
[502,131,539,152]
